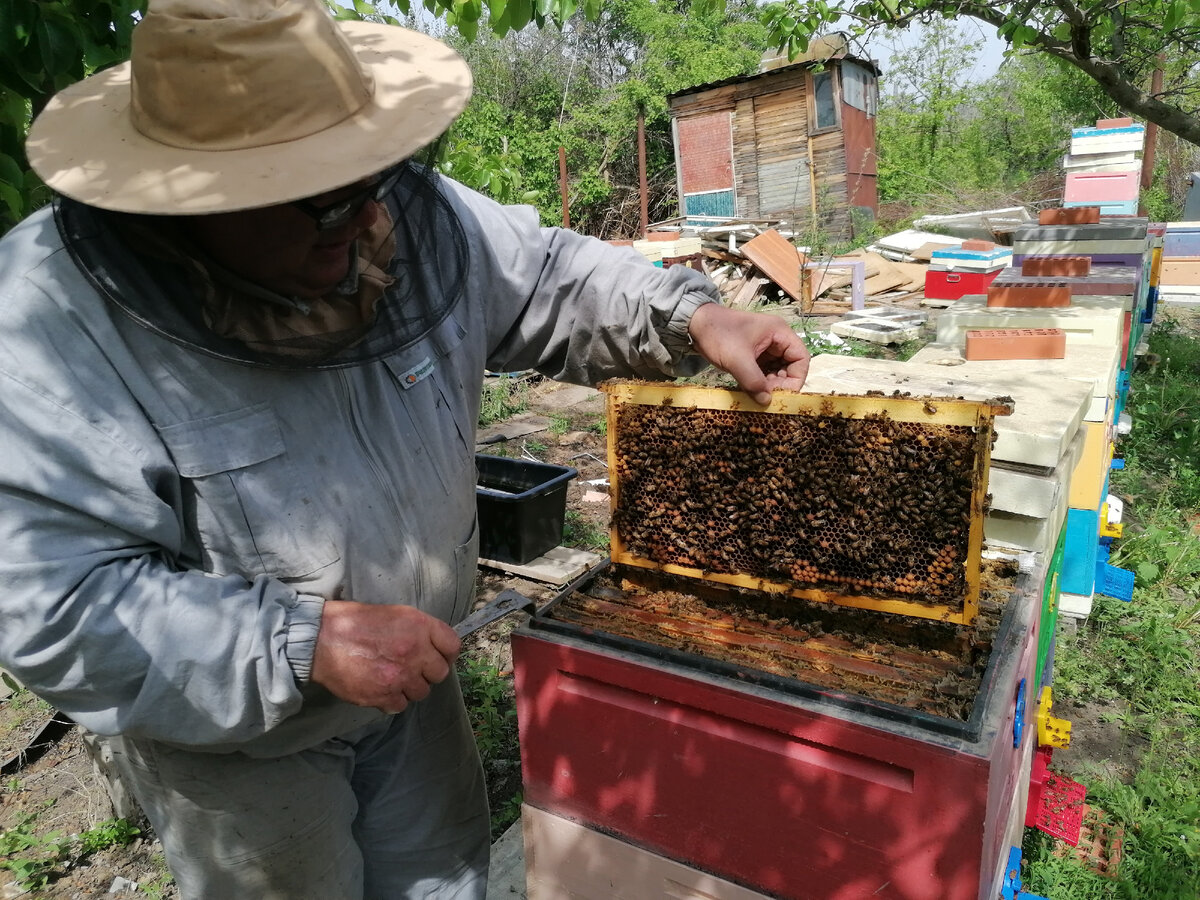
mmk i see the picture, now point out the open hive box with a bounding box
[531,382,1021,731]
[514,383,1043,900]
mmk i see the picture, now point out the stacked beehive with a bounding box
[1158,220,1200,296]
[923,239,1013,302]
[929,209,1159,624]
[515,383,1040,900]
[1062,117,1145,217]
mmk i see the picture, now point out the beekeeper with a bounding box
[0,0,810,896]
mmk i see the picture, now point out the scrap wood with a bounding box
[807,256,871,300]
[892,260,930,292]
[730,274,769,307]
[810,268,852,300]
[861,254,911,295]
[701,247,746,264]
[807,299,854,316]
[741,229,808,304]
[909,240,957,261]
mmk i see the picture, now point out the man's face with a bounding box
[185,179,382,300]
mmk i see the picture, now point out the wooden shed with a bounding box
[667,38,879,241]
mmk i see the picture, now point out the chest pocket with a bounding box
[156,404,340,580]
[382,315,476,496]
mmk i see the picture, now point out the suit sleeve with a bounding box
[441,179,720,384]
[0,366,314,746]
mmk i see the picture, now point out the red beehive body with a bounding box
[513,575,1039,900]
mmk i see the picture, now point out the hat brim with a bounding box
[26,23,473,215]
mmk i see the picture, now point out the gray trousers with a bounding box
[108,672,490,899]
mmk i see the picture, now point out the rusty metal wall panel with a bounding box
[841,103,877,177]
[842,95,879,220]
[676,110,734,194]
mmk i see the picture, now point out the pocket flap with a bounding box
[157,404,285,478]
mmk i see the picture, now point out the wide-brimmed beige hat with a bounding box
[26,0,473,215]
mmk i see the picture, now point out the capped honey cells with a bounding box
[602,383,1010,625]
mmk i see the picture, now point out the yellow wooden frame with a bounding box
[601,382,1012,626]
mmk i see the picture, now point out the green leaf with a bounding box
[454,0,483,23]
[1163,1,1184,32]
[1137,561,1161,583]
[456,15,478,40]
[508,0,532,30]
[35,16,84,81]
[0,90,28,129]
[554,0,577,23]
[0,179,23,222]
[0,150,23,187]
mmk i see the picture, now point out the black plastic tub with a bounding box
[476,454,578,564]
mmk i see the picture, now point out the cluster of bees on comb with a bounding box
[612,400,984,606]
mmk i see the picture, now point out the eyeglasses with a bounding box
[291,163,405,231]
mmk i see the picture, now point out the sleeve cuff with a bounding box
[661,289,720,365]
[283,594,325,685]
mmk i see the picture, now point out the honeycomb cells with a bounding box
[612,403,983,608]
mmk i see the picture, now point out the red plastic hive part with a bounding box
[1027,748,1087,845]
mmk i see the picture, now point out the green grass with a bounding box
[0,805,140,892]
[548,413,571,437]
[799,320,922,361]
[1025,313,1200,898]
[478,376,529,427]
[562,510,609,552]
[457,657,522,840]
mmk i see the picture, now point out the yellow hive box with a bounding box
[1068,419,1113,511]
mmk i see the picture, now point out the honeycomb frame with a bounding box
[602,382,1011,625]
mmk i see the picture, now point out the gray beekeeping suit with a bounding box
[0,173,714,759]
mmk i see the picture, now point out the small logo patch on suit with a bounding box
[397,357,434,389]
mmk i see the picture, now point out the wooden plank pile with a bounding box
[692,223,928,314]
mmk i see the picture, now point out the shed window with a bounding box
[812,70,838,131]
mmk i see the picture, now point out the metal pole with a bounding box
[558,146,570,229]
[638,106,648,239]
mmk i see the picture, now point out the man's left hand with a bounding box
[687,303,811,405]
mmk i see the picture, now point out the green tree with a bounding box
[0,0,143,231]
[874,20,983,200]
[762,0,1200,147]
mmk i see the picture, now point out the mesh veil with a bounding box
[55,163,470,369]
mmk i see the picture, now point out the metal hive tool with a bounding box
[602,382,1013,625]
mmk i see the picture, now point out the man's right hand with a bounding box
[310,600,461,714]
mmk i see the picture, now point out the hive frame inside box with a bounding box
[601,382,1010,625]
[514,556,1042,900]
